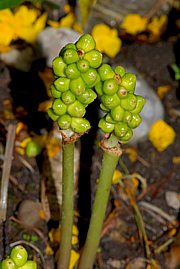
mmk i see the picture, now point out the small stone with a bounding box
[165,191,180,210]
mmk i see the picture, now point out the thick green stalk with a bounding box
[78,149,120,269]
[58,142,74,269]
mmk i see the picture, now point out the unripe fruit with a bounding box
[76,34,96,53]
[121,73,136,93]
[62,48,79,64]
[18,260,37,269]
[120,128,133,143]
[114,66,126,77]
[67,100,86,117]
[84,50,102,68]
[114,122,129,138]
[120,94,137,111]
[62,90,76,105]
[100,103,109,112]
[105,113,116,124]
[130,95,145,114]
[128,114,142,129]
[51,85,61,98]
[117,86,128,99]
[77,89,97,105]
[25,141,42,157]
[1,258,17,269]
[69,77,85,95]
[123,111,132,123]
[101,93,120,110]
[10,245,28,267]
[71,117,91,133]
[110,105,125,122]
[54,77,70,92]
[52,99,67,115]
[103,79,118,95]
[98,64,115,81]
[57,114,71,130]
[98,118,114,133]
[47,108,59,121]
[81,68,98,87]
[52,56,66,77]
[60,43,77,55]
[77,59,90,73]
[64,63,80,79]
[95,81,103,96]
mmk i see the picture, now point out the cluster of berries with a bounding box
[48,34,102,134]
[95,64,145,143]
[0,245,37,269]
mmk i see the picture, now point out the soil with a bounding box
[0,4,180,269]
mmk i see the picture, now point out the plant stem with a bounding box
[58,142,74,269]
[78,149,120,269]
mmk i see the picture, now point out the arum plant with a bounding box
[48,34,102,269]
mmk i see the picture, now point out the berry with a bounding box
[62,90,76,105]
[120,94,137,111]
[54,77,70,92]
[98,118,114,133]
[67,100,86,117]
[10,245,28,267]
[57,114,71,130]
[110,105,125,122]
[52,56,66,77]
[71,117,91,133]
[98,64,115,81]
[52,99,67,115]
[47,108,59,121]
[64,63,80,79]
[117,86,128,99]
[25,141,42,157]
[81,68,98,87]
[130,95,145,114]
[101,94,120,110]
[76,34,96,53]
[95,81,103,96]
[100,103,109,112]
[121,73,136,93]
[77,89,97,105]
[120,128,133,143]
[122,111,132,123]
[60,43,77,55]
[77,59,90,73]
[103,79,118,95]
[114,122,129,138]
[1,258,17,269]
[105,113,116,124]
[128,114,142,129]
[18,260,37,269]
[84,50,102,68]
[62,48,79,64]
[51,85,61,98]
[70,77,86,95]
[114,66,126,77]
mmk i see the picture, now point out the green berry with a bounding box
[98,118,114,133]
[10,245,28,267]
[117,86,128,99]
[128,114,142,129]
[64,63,80,79]
[25,141,42,157]
[130,95,145,114]
[101,93,120,109]
[114,66,126,77]
[76,34,96,53]
[95,81,103,96]
[1,258,17,269]
[52,99,67,115]
[77,59,90,73]
[62,90,76,105]
[84,50,102,68]
[67,100,86,117]
[100,103,109,112]
[51,85,61,98]
[69,77,85,95]
[57,114,71,130]
[123,111,132,123]
[121,73,136,93]
[62,48,79,64]
[110,105,125,121]
[52,56,66,77]
[18,260,37,269]
[47,108,59,121]
[81,68,98,87]
[60,43,77,55]
[114,122,129,138]
[120,94,137,111]
[98,64,115,81]
[120,128,133,143]
[77,89,97,105]
[103,79,118,95]
[71,117,91,133]
[105,113,116,124]
[54,77,70,92]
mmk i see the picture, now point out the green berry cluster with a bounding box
[48,34,103,134]
[96,64,145,143]
[0,245,37,269]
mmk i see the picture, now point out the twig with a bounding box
[18,155,35,173]
[0,121,17,222]
[155,237,175,254]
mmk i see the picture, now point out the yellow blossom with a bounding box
[112,169,123,184]
[148,120,176,152]
[69,250,80,269]
[147,15,168,37]
[120,14,148,35]
[91,24,122,58]
[124,147,138,162]
[48,12,76,29]
[157,85,171,99]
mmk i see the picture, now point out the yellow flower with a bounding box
[157,85,171,99]
[112,169,123,184]
[91,24,122,58]
[48,12,76,29]
[147,15,167,37]
[69,250,80,269]
[0,9,16,46]
[120,14,148,35]
[148,120,176,152]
